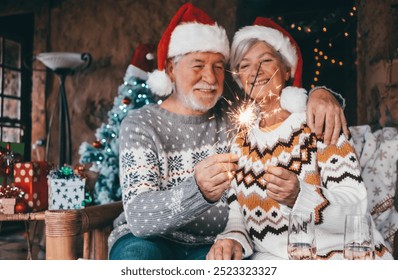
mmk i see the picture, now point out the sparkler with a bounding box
[210,61,284,179]
[223,63,282,142]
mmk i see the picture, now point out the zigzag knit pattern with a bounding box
[217,112,383,259]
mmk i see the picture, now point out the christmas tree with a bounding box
[79,44,159,204]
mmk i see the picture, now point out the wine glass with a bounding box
[343,214,375,260]
[287,211,317,260]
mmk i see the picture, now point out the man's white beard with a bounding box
[176,83,221,113]
[184,90,221,112]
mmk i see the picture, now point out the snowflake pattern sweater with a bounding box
[216,112,393,260]
[108,102,231,253]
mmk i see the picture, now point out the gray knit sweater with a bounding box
[108,102,231,252]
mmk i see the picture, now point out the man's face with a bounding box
[167,52,225,115]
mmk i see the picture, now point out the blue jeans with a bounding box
[109,233,212,260]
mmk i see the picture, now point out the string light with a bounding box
[270,4,356,86]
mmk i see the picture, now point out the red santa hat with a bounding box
[125,43,156,81]
[232,17,307,113]
[231,17,303,88]
[147,3,230,96]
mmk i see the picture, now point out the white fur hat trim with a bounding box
[124,64,148,81]
[169,23,230,60]
[232,25,297,77]
[280,86,307,113]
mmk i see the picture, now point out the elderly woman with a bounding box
[206,17,393,260]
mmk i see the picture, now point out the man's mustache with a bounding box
[193,83,219,91]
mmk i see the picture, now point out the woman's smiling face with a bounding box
[237,41,291,104]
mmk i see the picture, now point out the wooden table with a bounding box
[0,201,123,260]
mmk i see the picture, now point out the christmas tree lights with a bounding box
[79,70,159,204]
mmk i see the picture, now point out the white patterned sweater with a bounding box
[108,103,231,253]
[216,112,393,260]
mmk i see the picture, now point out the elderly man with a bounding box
[108,3,347,260]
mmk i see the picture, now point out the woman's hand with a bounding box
[264,166,300,207]
[206,239,243,260]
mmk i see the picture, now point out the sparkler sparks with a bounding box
[224,65,282,142]
[208,62,287,181]
[210,61,285,173]
[226,98,260,136]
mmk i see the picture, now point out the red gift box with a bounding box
[13,162,50,212]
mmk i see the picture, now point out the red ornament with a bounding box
[122,97,131,105]
[15,200,29,213]
[92,140,102,149]
[74,164,87,179]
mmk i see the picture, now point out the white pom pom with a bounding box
[280,86,308,113]
[146,53,155,60]
[147,70,173,96]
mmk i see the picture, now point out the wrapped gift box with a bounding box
[13,161,50,212]
[48,178,86,210]
[0,198,16,214]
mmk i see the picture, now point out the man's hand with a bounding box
[194,153,238,202]
[206,239,243,260]
[264,166,300,208]
[306,88,350,145]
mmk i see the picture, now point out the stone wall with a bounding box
[0,0,237,165]
[357,0,398,128]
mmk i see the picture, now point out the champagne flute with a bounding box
[287,211,317,260]
[343,214,375,260]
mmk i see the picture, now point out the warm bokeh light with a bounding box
[271,5,354,88]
